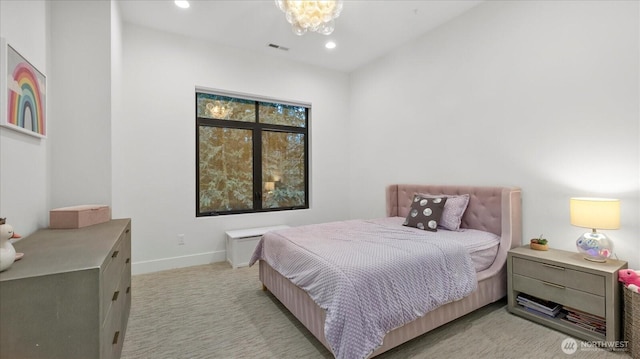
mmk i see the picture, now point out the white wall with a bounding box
[116,24,350,274]
[349,1,640,268]
[2,0,637,273]
[0,0,48,236]
[49,0,112,209]
[111,0,123,211]
[0,0,115,237]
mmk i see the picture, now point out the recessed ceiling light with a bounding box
[175,1,190,9]
[325,41,336,50]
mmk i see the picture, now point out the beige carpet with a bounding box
[121,263,630,359]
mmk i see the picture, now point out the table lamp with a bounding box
[264,182,275,193]
[570,197,620,262]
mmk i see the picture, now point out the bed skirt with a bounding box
[259,260,507,357]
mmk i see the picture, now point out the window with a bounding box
[196,91,309,216]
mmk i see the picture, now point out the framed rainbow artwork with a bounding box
[0,38,46,138]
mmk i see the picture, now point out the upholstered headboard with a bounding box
[386,184,522,279]
[386,185,517,237]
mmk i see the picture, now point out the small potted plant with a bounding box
[530,235,548,251]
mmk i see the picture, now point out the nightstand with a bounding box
[507,246,627,343]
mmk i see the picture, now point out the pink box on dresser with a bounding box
[49,205,111,229]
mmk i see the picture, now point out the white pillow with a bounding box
[419,194,470,231]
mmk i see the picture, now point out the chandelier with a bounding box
[275,0,344,36]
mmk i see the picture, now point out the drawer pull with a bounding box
[112,250,119,258]
[541,263,565,271]
[126,229,130,234]
[542,281,565,289]
[112,291,120,301]
[126,258,130,264]
[126,286,131,294]
[112,331,120,345]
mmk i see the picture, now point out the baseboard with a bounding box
[132,250,226,275]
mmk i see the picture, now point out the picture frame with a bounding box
[0,37,46,138]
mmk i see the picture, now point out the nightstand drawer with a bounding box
[512,257,604,296]
[513,274,605,317]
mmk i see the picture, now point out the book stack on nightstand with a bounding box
[516,293,561,318]
[562,306,606,335]
[507,246,627,343]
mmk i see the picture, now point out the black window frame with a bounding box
[196,90,310,217]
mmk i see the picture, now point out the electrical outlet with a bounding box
[178,234,185,245]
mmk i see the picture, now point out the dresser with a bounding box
[507,246,627,342]
[0,219,132,359]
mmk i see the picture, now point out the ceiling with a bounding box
[118,0,483,73]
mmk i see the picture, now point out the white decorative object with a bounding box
[225,225,289,268]
[0,218,20,272]
[275,0,343,35]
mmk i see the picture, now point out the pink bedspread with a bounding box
[250,218,478,359]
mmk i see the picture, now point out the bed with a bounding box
[251,184,522,358]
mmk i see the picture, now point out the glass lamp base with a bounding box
[576,231,613,262]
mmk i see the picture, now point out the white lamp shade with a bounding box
[570,197,620,230]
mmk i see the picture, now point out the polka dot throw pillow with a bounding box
[403,194,447,232]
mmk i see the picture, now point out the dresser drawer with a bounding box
[512,257,605,296]
[121,282,131,331]
[101,229,130,322]
[513,274,605,317]
[121,256,132,326]
[101,264,130,359]
[101,293,123,359]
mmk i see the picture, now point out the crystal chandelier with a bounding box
[275,0,344,36]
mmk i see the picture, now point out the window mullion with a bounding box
[253,102,262,210]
